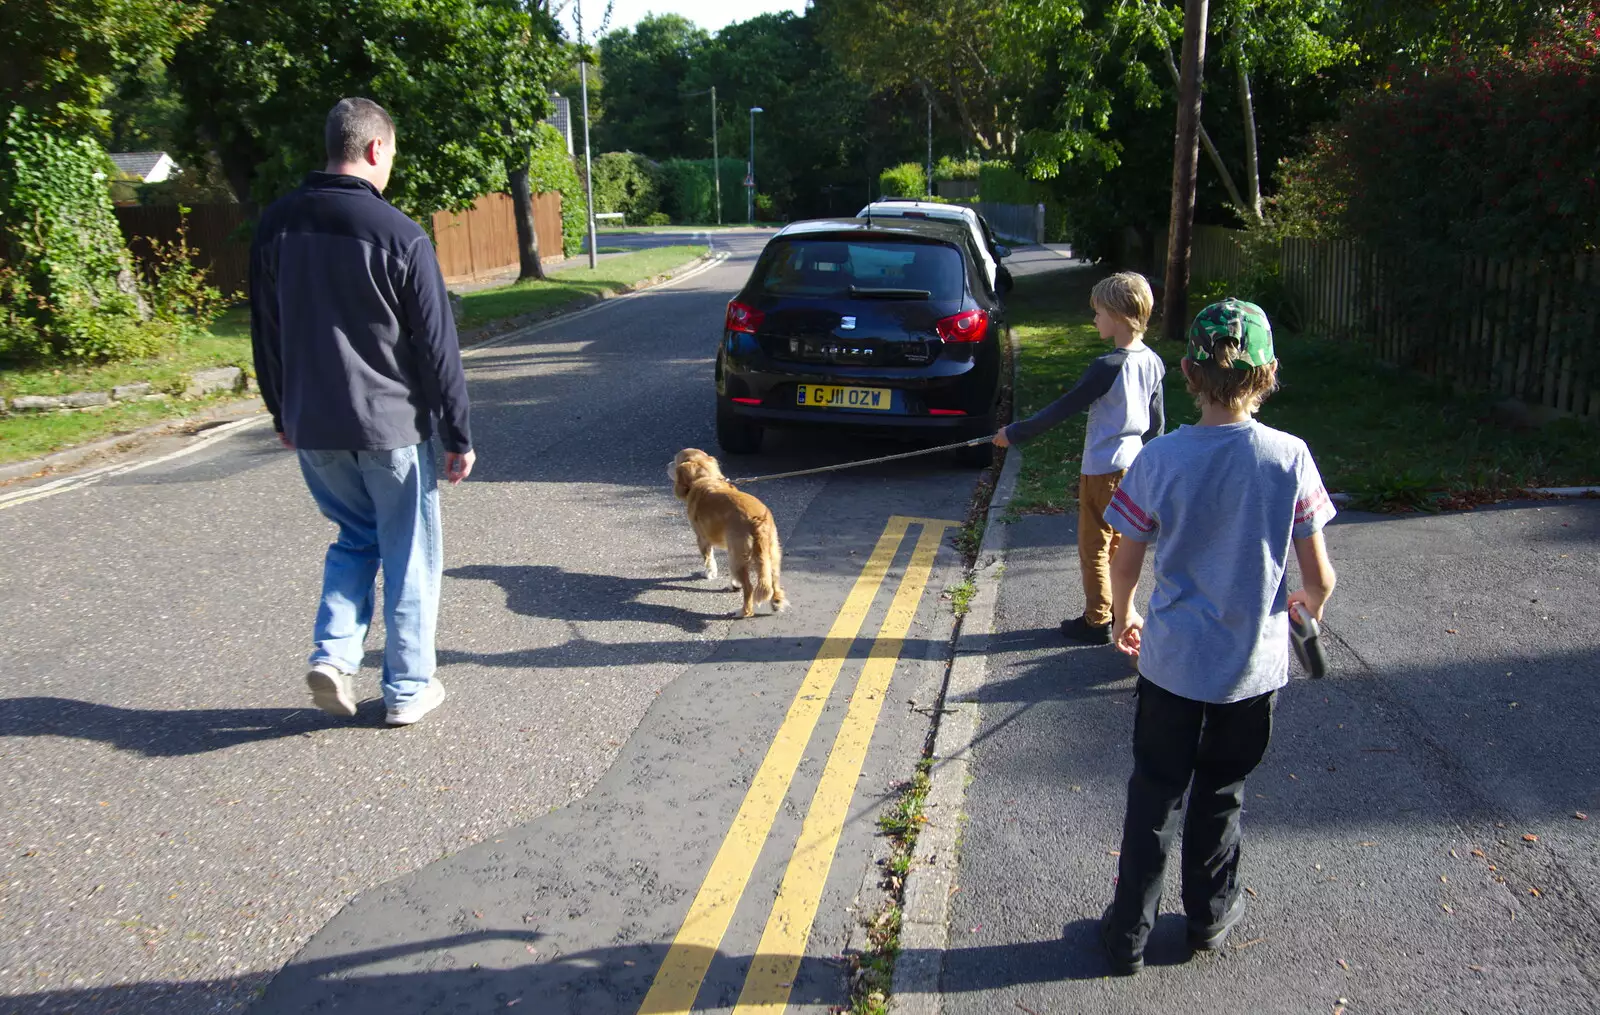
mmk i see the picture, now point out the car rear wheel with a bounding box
[716,402,764,455]
[952,413,997,468]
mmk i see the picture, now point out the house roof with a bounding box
[108,151,173,180]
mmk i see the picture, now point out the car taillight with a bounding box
[936,308,988,343]
[726,300,765,334]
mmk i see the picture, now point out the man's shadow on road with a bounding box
[0,696,363,756]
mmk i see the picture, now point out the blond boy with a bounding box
[1096,298,1338,974]
[994,272,1166,643]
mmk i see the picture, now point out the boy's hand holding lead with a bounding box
[992,427,1011,447]
[1286,589,1321,623]
[1114,608,1143,657]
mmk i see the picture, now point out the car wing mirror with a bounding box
[993,244,1012,259]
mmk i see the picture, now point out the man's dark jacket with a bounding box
[250,172,472,454]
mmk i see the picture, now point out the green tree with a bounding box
[595,14,710,157]
[814,0,1044,156]
[168,0,557,218]
[689,12,877,218]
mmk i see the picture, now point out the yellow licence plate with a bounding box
[796,384,893,411]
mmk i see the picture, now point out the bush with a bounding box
[934,156,980,181]
[0,108,152,361]
[643,211,670,226]
[591,151,662,221]
[657,157,744,224]
[527,123,587,257]
[1285,5,1600,258]
[978,163,1036,205]
[142,209,229,336]
[878,162,927,198]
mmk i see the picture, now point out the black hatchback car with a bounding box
[715,218,1005,466]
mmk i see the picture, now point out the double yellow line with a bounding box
[639,515,955,1015]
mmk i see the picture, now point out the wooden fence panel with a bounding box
[114,203,252,296]
[432,191,565,280]
[116,192,564,296]
[533,191,563,259]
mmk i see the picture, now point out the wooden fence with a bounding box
[113,190,564,295]
[1282,240,1600,418]
[1149,224,1250,285]
[114,203,253,296]
[431,191,562,281]
[1135,223,1599,419]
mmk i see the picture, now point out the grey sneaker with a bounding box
[386,679,447,726]
[306,663,357,717]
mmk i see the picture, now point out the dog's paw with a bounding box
[724,582,742,593]
[771,599,788,613]
[702,567,719,581]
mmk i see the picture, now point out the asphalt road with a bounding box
[942,500,1600,1014]
[0,230,1066,1013]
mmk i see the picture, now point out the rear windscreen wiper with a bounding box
[848,286,932,299]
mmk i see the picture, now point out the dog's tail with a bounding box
[752,513,786,612]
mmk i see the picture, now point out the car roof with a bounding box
[774,217,973,243]
[859,200,979,222]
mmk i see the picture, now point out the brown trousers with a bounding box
[1078,470,1127,627]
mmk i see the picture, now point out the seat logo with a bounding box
[840,316,857,330]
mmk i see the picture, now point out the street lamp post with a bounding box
[581,59,598,269]
[747,106,763,224]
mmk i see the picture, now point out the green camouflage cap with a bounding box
[1186,298,1275,369]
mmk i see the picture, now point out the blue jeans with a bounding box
[297,444,441,709]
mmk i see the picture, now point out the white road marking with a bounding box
[0,415,271,511]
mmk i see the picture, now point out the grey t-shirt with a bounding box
[1005,344,1165,475]
[1105,420,1337,704]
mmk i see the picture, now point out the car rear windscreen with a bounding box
[758,239,965,300]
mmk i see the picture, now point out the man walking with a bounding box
[251,97,474,727]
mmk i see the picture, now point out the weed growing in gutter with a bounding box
[845,758,933,1015]
[944,577,977,617]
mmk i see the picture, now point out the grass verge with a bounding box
[1006,267,1600,514]
[1,307,254,466]
[847,758,933,1015]
[455,245,708,329]
[0,246,709,467]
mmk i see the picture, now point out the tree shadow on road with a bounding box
[2,930,1146,1015]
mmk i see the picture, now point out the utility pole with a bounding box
[1162,0,1210,343]
[711,85,722,225]
[926,98,933,197]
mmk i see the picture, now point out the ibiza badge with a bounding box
[840,316,857,330]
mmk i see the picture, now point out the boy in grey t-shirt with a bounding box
[993,272,1165,644]
[1097,298,1338,975]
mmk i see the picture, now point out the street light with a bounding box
[747,106,764,224]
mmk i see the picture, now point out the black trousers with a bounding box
[1104,676,1276,955]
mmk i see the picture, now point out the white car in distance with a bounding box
[857,199,1013,295]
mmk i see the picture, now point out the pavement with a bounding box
[926,481,1600,1013]
[0,234,1081,1014]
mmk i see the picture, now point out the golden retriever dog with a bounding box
[669,448,787,617]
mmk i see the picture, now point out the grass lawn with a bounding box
[1,245,710,467]
[456,244,708,329]
[1006,267,1600,515]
